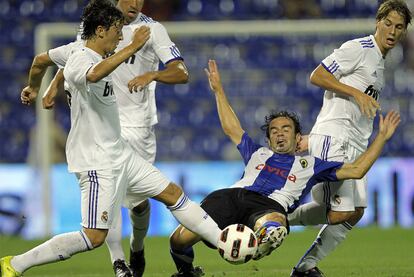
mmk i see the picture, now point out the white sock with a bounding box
[11,230,93,273]
[288,202,329,226]
[129,201,151,253]
[168,194,221,247]
[295,222,352,271]
[105,210,126,263]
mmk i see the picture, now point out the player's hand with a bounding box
[130,26,150,51]
[42,85,58,109]
[378,110,400,141]
[128,72,155,93]
[204,59,224,94]
[296,134,309,153]
[353,91,380,119]
[21,86,38,106]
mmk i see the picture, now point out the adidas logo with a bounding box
[371,71,377,77]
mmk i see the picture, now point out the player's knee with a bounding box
[347,207,365,225]
[132,199,150,214]
[153,182,183,206]
[327,210,354,224]
[83,228,108,248]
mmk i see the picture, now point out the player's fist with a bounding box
[21,86,38,106]
[130,26,150,51]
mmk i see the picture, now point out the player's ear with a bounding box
[295,133,301,144]
[96,25,105,38]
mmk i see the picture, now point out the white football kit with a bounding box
[310,35,385,210]
[113,13,183,163]
[63,47,170,229]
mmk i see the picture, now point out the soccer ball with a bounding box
[217,224,258,265]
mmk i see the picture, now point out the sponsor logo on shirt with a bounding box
[255,164,297,183]
[364,85,379,101]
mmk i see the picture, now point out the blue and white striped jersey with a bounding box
[232,133,343,213]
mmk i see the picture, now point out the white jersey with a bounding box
[63,47,127,172]
[112,13,183,127]
[310,35,385,151]
[231,133,343,212]
[48,41,83,69]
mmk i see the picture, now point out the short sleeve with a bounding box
[313,157,344,182]
[321,40,363,79]
[48,42,79,69]
[64,50,94,90]
[151,23,183,64]
[236,132,262,165]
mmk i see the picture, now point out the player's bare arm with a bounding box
[87,26,151,83]
[42,69,64,109]
[128,60,189,93]
[21,52,56,106]
[205,59,244,145]
[310,64,380,119]
[336,110,400,180]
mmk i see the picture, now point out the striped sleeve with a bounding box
[321,39,363,77]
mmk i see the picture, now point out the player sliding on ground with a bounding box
[168,60,401,277]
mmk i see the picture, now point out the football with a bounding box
[217,224,258,265]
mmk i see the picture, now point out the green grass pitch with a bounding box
[1,227,413,276]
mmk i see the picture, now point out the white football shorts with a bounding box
[76,149,170,229]
[121,126,156,164]
[308,134,367,211]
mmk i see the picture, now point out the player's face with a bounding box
[268,117,300,155]
[102,22,124,55]
[117,0,144,24]
[375,10,406,56]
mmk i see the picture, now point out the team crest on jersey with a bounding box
[300,158,308,169]
[101,211,108,223]
[334,195,341,205]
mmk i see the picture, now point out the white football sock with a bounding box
[295,222,352,271]
[288,202,329,226]
[11,230,93,273]
[168,193,221,247]
[105,211,126,263]
[129,201,151,253]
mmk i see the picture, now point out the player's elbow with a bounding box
[176,66,189,84]
[309,70,322,87]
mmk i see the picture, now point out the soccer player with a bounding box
[0,1,221,277]
[32,0,189,276]
[288,1,412,276]
[168,60,401,277]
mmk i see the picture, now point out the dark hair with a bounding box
[377,0,412,28]
[260,110,302,139]
[81,0,124,40]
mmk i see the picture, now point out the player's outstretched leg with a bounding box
[253,221,288,260]
[290,223,352,277]
[1,230,94,276]
[129,199,151,277]
[0,256,22,277]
